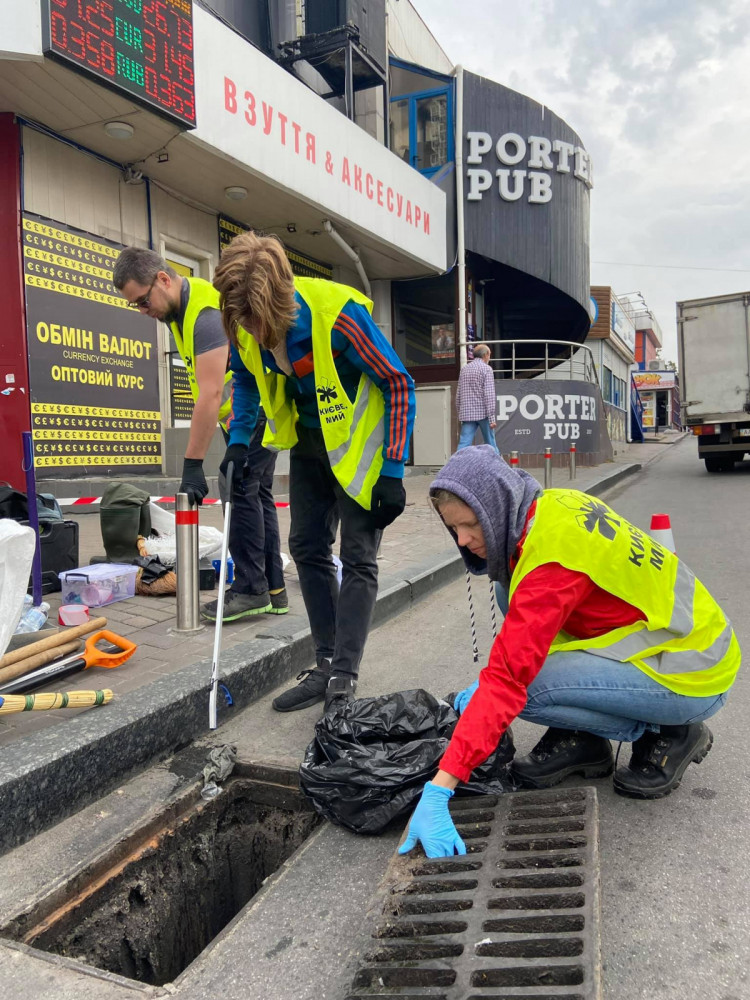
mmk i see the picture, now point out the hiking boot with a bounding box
[272,659,331,712]
[201,590,272,622]
[511,727,614,789]
[267,588,289,614]
[613,723,712,799]
[324,674,357,713]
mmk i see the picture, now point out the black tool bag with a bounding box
[299,688,516,835]
[0,486,63,522]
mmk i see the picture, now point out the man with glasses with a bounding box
[112,247,288,620]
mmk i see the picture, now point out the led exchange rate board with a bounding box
[42,0,196,128]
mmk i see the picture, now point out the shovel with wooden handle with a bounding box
[0,631,136,695]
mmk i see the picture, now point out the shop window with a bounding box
[389,58,453,177]
[393,273,456,369]
[602,365,613,404]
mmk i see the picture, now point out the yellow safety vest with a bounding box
[235,277,386,509]
[510,489,740,697]
[169,277,232,431]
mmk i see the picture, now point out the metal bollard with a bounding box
[569,443,577,480]
[175,493,203,632]
[544,446,553,489]
[510,450,519,469]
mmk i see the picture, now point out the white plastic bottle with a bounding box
[14,601,51,634]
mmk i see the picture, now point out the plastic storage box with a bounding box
[59,563,138,607]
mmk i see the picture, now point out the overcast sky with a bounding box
[410,0,750,362]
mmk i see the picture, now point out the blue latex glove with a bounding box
[397,782,466,858]
[454,680,479,715]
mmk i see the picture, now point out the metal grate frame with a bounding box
[346,786,601,999]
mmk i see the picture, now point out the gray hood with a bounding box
[430,446,541,589]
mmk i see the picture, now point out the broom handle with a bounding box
[0,641,82,686]
[0,689,113,714]
[0,617,107,670]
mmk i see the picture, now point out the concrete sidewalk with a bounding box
[0,439,671,752]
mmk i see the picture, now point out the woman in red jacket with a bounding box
[399,446,737,860]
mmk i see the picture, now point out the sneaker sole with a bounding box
[272,692,325,713]
[202,604,272,622]
[266,607,289,615]
[512,756,614,790]
[613,728,713,799]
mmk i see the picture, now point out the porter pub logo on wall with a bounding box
[494,381,604,454]
[465,132,593,204]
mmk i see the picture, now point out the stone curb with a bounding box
[0,548,465,856]
[580,461,642,497]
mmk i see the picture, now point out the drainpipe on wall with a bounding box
[323,220,371,298]
[454,64,467,369]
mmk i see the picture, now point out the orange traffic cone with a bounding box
[650,513,675,553]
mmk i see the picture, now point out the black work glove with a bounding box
[179,458,208,507]
[220,443,249,495]
[370,475,406,529]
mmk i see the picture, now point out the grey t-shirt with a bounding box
[176,279,227,356]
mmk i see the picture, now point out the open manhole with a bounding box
[3,763,320,987]
[346,786,600,999]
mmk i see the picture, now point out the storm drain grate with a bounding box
[346,787,600,999]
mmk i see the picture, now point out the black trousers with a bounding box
[222,416,285,596]
[288,424,381,679]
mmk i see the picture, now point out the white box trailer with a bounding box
[677,291,750,472]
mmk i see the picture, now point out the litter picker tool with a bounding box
[209,461,235,730]
[0,689,113,714]
[0,631,136,695]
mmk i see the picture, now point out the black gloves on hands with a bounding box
[370,475,406,529]
[220,443,249,494]
[179,458,209,507]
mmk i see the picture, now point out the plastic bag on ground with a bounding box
[141,503,224,566]
[299,688,516,835]
[0,520,37,655]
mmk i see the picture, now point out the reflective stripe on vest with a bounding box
[236,277,386,509]
[169,277,232,431]
[510,489,740,697]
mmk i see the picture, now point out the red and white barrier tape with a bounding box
[56,496,290,508]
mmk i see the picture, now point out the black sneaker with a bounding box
[511,727,614,789]
[201,590,272,622]
[272,659,331,712]
[613,723,712,799]
[268,588,289,615]
[324,674,357,713]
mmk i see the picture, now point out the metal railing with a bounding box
[459,339,600,386]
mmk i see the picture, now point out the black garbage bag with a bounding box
[299,688,516,834]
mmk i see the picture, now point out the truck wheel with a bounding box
[705,455,735,473]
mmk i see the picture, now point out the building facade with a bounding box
[0,0,447,489]
[0,0,595,487]
[579,286,637,451]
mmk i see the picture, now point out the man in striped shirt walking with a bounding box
[456,343,499,452]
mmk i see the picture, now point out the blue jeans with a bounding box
[457,419,499,452]
[492,584,728,741]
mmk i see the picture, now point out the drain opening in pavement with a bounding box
[8,770,320,987]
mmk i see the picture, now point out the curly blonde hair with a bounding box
[213,232,297,349]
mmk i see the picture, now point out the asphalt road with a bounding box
[172,434,750,999]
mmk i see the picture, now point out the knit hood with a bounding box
[430,446,541,588]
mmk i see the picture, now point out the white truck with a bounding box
[677,291,750,472]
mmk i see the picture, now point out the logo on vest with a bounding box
[557,494,666,570]
[558,495,620,540]
[317,379,338,403]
